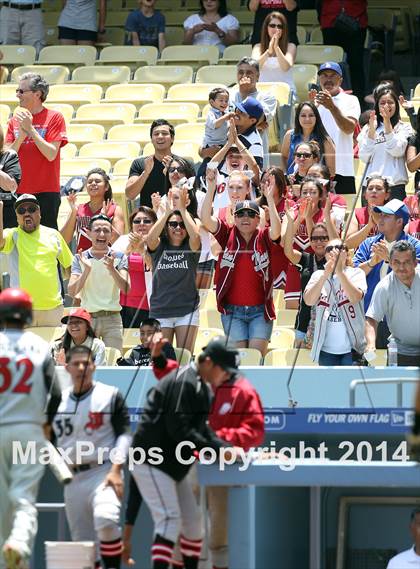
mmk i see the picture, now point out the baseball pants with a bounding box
[131,464,203,544]
[64,462,122,558]
[0,424,45,569]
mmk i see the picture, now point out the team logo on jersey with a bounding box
[84,412,104,435]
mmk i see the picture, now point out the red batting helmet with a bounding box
[0,288,33,325]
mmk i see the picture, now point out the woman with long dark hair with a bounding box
[281,101,335,177]
[251,11,296,93]
[183,0,239,54]
[61,167,125,249]
[304,240,367,366]
[112,206,157,328]
[358,87,413,200]
[257,167,289,289]
[0,125,21,228]
[345,175,390,250]
[147,189,201,352]
[51,308,105,365]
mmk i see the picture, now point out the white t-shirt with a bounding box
[357,121,412,186]
[318,91,361,177]
[321,299,352,355]
[387,546,420,568]
[259,57,296,92]
[183,13,239,54]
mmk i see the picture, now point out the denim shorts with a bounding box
[221,304,273,342]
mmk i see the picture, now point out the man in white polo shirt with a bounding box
[386,507,420,568]
[68,214,130,351]
[312,62,361,195]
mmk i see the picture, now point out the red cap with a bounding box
[61,308,92,326]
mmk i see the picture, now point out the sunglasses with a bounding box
[16,205,38,215]
[15,88,33,95]
[133,218,152,225]
[167,221,186,229]
[235,210,258,218]
[168,166,185,174]
[325,244,347,253]
[311,236,329,242]
[268,23,284,29]
[295,152,313,159]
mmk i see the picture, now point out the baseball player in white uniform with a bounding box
[51,344,131,569]
[0,288,61,569]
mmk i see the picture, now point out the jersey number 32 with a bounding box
[0,356,34,394]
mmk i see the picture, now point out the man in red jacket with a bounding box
[122,335,265,569]
[153,335,264,569]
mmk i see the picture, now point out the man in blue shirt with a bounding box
[353,199,420,347]
[125,0,165,51]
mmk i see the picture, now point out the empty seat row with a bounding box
[0,44,344,71]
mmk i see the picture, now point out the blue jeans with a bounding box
[318,351,353,366]
[221,304,273,343]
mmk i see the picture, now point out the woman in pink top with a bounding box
[112,206,157,328]
[61,168,125,250]
[405,190,420,240]
[345,175,390,250]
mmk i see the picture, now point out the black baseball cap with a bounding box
[14,194,40,210]
[201,337,240,374]
[234,200,260,215]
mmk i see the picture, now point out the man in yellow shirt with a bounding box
[0,194,73,326]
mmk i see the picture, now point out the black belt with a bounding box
[71,460,109,474]
[2,2,41,9]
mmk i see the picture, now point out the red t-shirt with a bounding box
[355,206,378,237]
[6,108,67,194]
[224,250,265,306]
[320,0,368,29]
[408,218,420,240]
[120,253,149,310]
[76,201,117,251]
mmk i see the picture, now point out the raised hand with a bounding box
[78,249,91,272]
[143,155,154,177]
[370,240,389,264]
[127,231,144,254]
[315,90,334,111]
[161,154,172,176]
[66,191,78,212]
[101,199,112,217]
[150,331,169,358]
[103,252,117,274]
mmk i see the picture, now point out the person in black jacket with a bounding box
[129,335,241,569]
[0,125,21,228]
[116,318,176,367]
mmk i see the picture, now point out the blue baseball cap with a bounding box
[318,62,343,76]
[235,97,264,121]
[373,199,410,225]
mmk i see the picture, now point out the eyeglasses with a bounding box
[235,210,258,219]
[268,23,284,29]
[168,166,185,174]
[295,152,313,159]
[15,88,33,95]
[16,205,38,215]
[167,221,186,229]
[311,236,329,242]
[325,244,347,253]
[133,218,153,225]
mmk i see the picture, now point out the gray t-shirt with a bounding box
[366,267,420,356]
[59,0,97,32]
[149,238,200,319]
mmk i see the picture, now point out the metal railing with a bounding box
[349,377,418,407]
